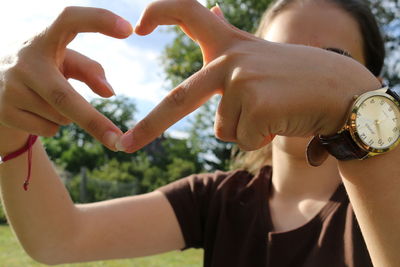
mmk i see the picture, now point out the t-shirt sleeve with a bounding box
[157,171,229,250]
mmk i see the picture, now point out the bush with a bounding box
[0,202,7,224]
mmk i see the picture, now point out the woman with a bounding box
[0,0,398,266]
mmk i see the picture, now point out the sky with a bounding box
[0,0,207,138]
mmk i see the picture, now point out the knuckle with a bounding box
[51,89,68,107]
[214,123,235,142]
[94,7,111,18]
[228,67,254,90]
[59,6,77,19]
[86,118,102,134]
[91,61,105,76]
[165,87,186,107]
[135,117,154,136]
[236,130,257,152]
[57,115,71,126]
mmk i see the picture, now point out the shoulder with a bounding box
[158,165,272,204]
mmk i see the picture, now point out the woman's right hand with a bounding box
[0,6,133,153]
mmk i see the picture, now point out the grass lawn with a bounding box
[0,225,203,267]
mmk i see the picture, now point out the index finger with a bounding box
[43,6,133,53]
[117,57,227,153]
[25,64,122,150]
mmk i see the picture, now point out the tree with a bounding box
[41,95,204,201]
[368,0,400,87]
[42,95,137,174]
[162,0,400,171]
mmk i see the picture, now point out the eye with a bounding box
[324,47,353,58]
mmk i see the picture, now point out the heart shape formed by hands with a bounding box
[1,2,379,156]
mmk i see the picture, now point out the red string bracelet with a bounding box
[0,134,38,191]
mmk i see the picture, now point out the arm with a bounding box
[339,147,400,267]
[0,7,184,264]
[0,127,183,264]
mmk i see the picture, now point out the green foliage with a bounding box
[368,0,400,86]
[39,96,203,203]
[43,95,137,175]
[0,202,6,224]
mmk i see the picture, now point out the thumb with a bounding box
[210,4,227,22]
[135,0,235,62]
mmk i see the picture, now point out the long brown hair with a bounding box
[231,0,385,173]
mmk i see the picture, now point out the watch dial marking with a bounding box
[355,95,400,149]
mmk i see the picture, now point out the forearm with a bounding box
[338,147,400,267]
[0,128,79,263]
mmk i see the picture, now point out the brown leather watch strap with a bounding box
[319,131,368,161]
[306,131,368,166]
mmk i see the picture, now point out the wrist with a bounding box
[0,125,31,156]
[321,70,382,136]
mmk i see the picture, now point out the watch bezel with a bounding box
[346,90,400,156]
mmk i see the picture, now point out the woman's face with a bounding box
[262,1,365,62]
[262,0,366,158]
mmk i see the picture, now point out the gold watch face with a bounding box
[350,91,400,154]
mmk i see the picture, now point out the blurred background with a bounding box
[0,0,399,266]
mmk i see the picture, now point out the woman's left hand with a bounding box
[117,0,381,153]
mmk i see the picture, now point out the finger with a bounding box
[12,83,71,126]
[26,66,123,151]
[210,5,227,21]
[117,56,228,153]
[43,6,133,53]
[236,107,275,151]
[135,0,234,61]
[214,90,241,142]
[63,49,115,98]
[1,108,60,137]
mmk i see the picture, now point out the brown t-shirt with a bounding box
[158,166,373,267]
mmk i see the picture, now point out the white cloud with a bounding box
[68,34,168,103]
[0,0,90,47]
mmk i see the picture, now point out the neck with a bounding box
[271,139,342,201]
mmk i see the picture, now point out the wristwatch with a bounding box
[307,86,400,166]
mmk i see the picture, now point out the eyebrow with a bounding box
[323,47,353,58]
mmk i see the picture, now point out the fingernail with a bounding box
[104,131,119,150]
[115,132,133,152]
[115,18,133,36]
[102,78,115,96]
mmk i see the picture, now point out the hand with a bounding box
[0,6,133,152]
[116,0,380,153]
